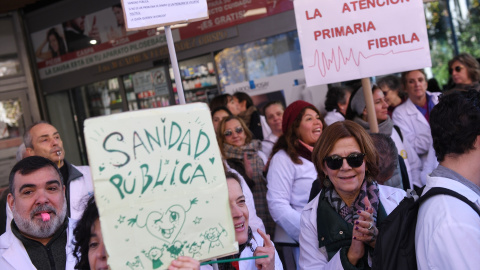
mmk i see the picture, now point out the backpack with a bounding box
[371,186,480,270]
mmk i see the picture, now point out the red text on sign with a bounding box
[367,33,420,50]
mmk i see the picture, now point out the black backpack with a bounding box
[372,187,480,270]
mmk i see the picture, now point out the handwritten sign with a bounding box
[84,103,237,270]
[294,0,431,86]
[121,0,209,30]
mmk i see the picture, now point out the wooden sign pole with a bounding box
[361,78,379,133]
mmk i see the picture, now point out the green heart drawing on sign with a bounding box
[127,198,198,244]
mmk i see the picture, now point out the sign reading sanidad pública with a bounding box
[84,103,237,269]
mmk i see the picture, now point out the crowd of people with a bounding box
[0,52,479,270]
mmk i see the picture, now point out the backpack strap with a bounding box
[393,125,403,142]
[398,155,410,191]
[418,187,480,216]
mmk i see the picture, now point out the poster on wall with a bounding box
[30,1,295,80]
[178,0,294,39]
[84,103,237,269]
[294,0,431,86]
[132,67,169,96]
[121,0,209,30]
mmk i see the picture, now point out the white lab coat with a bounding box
[261,133,279,161]
[0,218,77,270]
[392,92,441,185]
[266,150,317,243]
[390,127,422,189]
[324,110,345,126]
[201,230,284,270]
[415,175,480,270]
[299,185,405,270]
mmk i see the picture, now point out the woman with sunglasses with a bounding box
[392,69,441,188]
[299,121,405,269]
[217,115,275,237]
[347,86,421,190]
[265,100,324,268]
[446,53,480,92]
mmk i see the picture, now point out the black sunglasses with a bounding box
[224,126,244,137]
[324,153,365,170]
[449,66,463,74]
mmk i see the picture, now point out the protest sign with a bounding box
[121,0,209,30]
[84,103,237,269]
[294,0,431,86]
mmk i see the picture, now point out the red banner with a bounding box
[178,0,293,39]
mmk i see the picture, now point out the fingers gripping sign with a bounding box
[253,229,275,270]
[168,256,200,270]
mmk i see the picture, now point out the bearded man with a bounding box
[0,156,76,269]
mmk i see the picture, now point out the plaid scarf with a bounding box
[324,179,380,224]
[223,141,276,236]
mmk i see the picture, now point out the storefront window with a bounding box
[174,54,219,104]
[0,98,24,140]
[80,78,124,117]
[123,66,172,110]
[0,17,22,78]
[215,30,302,91]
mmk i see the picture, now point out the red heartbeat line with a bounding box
[309,47,425,77]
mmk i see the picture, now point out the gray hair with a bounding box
[16,143,26,162]
[23,120,51,148]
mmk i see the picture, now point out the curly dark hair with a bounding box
[233,92,254,108]
[73,196,99,269]
[430,90,480,162]
[377,75,408,100]
[47,28,67,57]
[209,94,232,111]
[324,86,353,112]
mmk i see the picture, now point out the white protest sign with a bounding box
[122,0,209,30]
[84,103,237,269]
[294,0,431,86]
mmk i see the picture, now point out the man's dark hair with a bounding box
[9,156,63,195]
[233,92,254,108]
[430,90,480,162]
[73,196,98,270]
[369,133,398,184]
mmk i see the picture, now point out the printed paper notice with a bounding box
[294,0,431,86]
[84,103,237,269]
[122,0,209,30]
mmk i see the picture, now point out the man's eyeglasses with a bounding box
[224,126,244,137]
[449,66,463,74]
[324,153,365,170]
